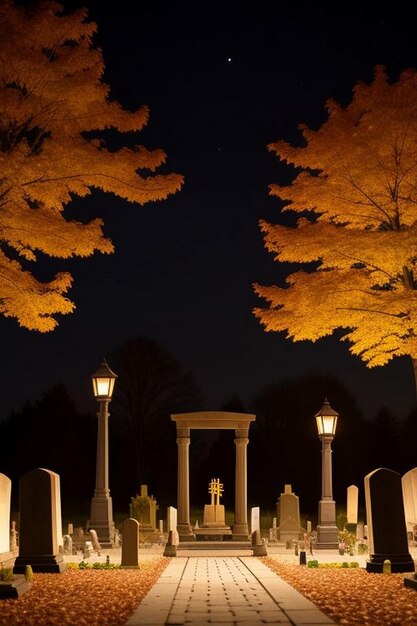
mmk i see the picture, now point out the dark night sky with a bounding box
[2,1,417,420]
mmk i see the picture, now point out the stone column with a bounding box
[176,428,194,540]
[233,429,249,540]
[316,435,338,549]
[89,399,115,547]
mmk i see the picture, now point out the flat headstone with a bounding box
[121,518,140,568]
[364,468,414,573]
[402,468,417,532]
[13,468,65,574]
[0,473,11,554]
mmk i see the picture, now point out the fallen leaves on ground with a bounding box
[262,557,417,626]
[0,558,169,626]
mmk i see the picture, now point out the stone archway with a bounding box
[171,411,256,541]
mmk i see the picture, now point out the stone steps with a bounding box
[177,541,251,550]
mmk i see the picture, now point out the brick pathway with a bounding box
[126,556,335,625]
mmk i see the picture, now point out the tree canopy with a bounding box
[254,67,417,385]
[0,1,183,331]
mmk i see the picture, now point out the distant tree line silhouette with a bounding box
[0,337,416,524]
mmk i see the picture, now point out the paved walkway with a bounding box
[126,556,335,626]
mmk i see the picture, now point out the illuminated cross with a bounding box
[208,478,224,505]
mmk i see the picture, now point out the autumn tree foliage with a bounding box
[254,67,417,389]
[0,1,183,331]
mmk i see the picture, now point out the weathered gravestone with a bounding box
[364,468,414,573]
[0,473,14,568]
[121,518,140,568]
[13,468,66,573]
[130,485,157,533]
[277,484,303,542]
[402,467,417,534]
[89,529,102,554]
[346,484,359,533]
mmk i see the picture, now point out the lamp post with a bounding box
[315,398,339,550]
[89,359,117,547]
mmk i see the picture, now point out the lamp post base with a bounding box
[316,499,338,549]
[89,495,115,547]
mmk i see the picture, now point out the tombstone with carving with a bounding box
[130,485,158,537]
[195,478,232,539]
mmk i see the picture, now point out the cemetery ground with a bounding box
[1,546,417,625]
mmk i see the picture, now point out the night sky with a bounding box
[2,1,417,421]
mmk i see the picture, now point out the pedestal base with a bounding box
[89,495,115,546]
[316,499,338,549]
[177,522,195,542]
[0,575,29,598]
[13,554,66,574]
[316,525,339,550]
[366,553,415,573]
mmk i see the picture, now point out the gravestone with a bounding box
[129,485,157,533]
[277,484,303,542]
[402,467,417,533]
[364,468,414,573]
[10,520,18,552]
[63,534,72,555]
[346,485,359,532]
[89,529,102,554]
[251,507,260,534]
[167,506,179,545]
[121,518,140,568]
[13,468,66,573]
[0,473,14,568]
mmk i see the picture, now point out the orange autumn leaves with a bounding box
[0,558,169,626]
[255,67,417,369]
[0,1,182,332]
[263,559,417,626]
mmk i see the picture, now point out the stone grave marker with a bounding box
[130,484,157,533]
[364,468,414,573]
[277,484,303,542]
[10,520,18,552]
[89,529,102,554]
[0,473,11,555]
[251,507,260,534]
[402,467,417,533]
[13,468,66,573]
[0,473,15,568]
[346,484,359,532]
[121,518,140,568]
[167,506,179,545]
[63,534,72,555]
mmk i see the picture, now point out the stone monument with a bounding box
[195,478,232,539]
[13,468,66,573]
[130,484,157,536]
[402,467,417,534]
[0,473,14,568]
[364,468,414,573]
[277,484,303,542]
